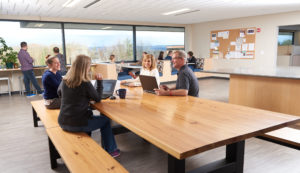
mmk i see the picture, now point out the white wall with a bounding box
[190,10,300,69]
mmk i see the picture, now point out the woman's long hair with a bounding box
[63,54,91,88]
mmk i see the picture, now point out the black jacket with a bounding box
[57,80,103,127]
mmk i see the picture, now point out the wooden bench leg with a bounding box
[48,137,61,169]
[32,107,40,127]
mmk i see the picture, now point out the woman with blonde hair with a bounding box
[58,54,120,157]
[121,54,160,87]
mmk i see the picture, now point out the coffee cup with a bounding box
[116,89,127,99]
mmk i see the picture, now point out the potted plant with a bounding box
[0,37,18,69]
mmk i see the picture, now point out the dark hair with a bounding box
[109,54,115,60]
[53,47,60,53]
[143,52,148,54]
[187,51,193,56]
[20,42,27,48]
[46,56,58,65]
[158,51,164,60]
[168,50,173,55]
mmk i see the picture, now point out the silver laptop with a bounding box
[139,75,159,94]
[92,80,117,99]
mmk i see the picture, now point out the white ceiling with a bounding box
[1,0,300,24]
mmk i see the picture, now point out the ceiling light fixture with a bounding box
[162,8,190,15]
[62,0,81,8]
[84,0,101,8]
[175,9,200,16]
[34,23,44,27]
[101,27,112,29]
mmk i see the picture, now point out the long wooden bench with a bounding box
[257,127,300,150]
[31,100,128,173]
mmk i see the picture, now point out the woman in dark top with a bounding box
[42,56,62,109]
[157,51,164,60]
[57,54,120,157]
[187,51,197,67]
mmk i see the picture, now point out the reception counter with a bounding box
[202,67,300,127]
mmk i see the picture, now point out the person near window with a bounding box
[42,56,62,109]
[18,41,43,97]
[53,47,67,75]
[158,51,164,60]
[164,50,173,60]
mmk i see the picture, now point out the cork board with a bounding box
[210,27,256,59]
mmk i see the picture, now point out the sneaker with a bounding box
[109,149,120,158]
[38,92,44,97]
[26,94,36,98]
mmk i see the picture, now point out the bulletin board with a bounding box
[210,27,256,59]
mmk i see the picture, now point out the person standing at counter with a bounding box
[42,56,62,109]
[18,41,43,97]
[155,50,199,97]
[53,47,67,75]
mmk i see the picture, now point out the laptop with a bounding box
[139,75,159,94]
[92,80,117,99]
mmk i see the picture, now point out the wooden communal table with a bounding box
[92,86,300,173]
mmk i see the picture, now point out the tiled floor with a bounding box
[0,78,299,173]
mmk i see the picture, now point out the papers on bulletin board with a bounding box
[247,29,255,35]
[240,31,245,37]
[223,31,229,39]
[235,45,241,51]
[248,43,255,51]
[230,42,236,46]
[226,51,254,59]
[212,33,217,40]
[242,44,248,51]
[210,41,219,49]
[217,31,229,39]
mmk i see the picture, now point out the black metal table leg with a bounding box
[168,154,185,173]
[226,140,245,173]
[187,140,245,173]
[48,137,61,169]
[32,107,39,127]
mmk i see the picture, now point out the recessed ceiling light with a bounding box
[102,27,112,29]
[162,8,190,15]
[62,0,81,8]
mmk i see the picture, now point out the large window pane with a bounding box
[64,23,133,64]
[136,26,185,60]
[0,21,62,66]
[278,32,294,45]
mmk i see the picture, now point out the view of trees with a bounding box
[0,21,184,67]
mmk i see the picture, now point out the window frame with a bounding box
[0,19,185,65]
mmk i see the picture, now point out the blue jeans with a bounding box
[22,69,42,94]
[60,115,117,153]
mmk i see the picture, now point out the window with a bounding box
[0,21,62,66]
[64,23,133,64]
[278,32,294,45]
[0,20,185,66]
[136,26,185,60]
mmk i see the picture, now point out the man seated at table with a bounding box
[155,50,199,97]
